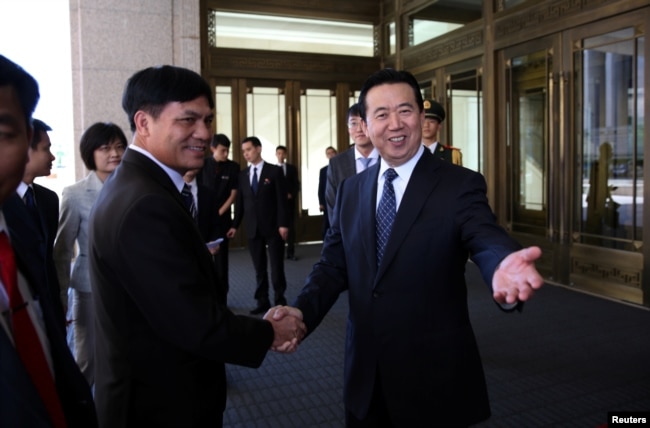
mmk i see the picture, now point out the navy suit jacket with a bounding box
[3,185,65,328]
[89,149,273,428]
[294,149,522,426]
[0,226,97,427]
[232,162,288,239]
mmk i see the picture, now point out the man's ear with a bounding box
[133,110,150,136]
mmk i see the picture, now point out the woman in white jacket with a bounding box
[54,122,126,386]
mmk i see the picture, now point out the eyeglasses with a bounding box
[347,121,362,129]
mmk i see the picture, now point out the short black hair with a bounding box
[211,133,231,149]
[79,122,127,170]
[358,68,423,121]
[347,103,362,120]
[122,65,214,132]
[29,118,52,149]
[242,136,262,148]
[276,145,287,153]
[0,55,40,128]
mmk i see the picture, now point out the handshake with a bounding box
[263,306,306,353]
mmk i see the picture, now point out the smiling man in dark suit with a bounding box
[88,65,304,428]
[273,68,544,427]
[3,118,65,328]
[0,54,97,428]
[227,136,289,314]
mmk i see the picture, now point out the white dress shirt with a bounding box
[376,145,424,212]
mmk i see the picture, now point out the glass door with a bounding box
[214,79,349,244]
[567,15,646,305]
[499,36,561,278]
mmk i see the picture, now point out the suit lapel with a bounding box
[123,149,188,216]
[375,150,442,281]
[357,167,379,277]
[344,149,356,177]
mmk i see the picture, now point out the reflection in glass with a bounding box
[576,29,644,249]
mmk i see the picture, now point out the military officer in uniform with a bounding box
[421,99,462,166]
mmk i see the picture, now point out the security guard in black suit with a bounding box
[422,99,462,165]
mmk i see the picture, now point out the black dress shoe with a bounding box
[250,303,270,315]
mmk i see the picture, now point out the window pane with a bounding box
[246,87,286,163]
[215,86,232,158]
[408,1,481,47]
[300,89,336,216]
[210,11,373,57]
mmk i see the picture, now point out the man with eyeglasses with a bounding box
[325,103,379,221]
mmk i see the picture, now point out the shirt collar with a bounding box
[128,145,186,193]
[15,182,30,199]
[355,146,379,160]
[378,145,424,184]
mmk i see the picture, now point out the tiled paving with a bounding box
[224,243,650,427]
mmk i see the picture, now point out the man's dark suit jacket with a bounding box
[3,185,65,328]
[200,157,240,236]
[89,149,274,428]
[281,162,299,200]
[325,146,356,220]
[232,162,288,239]
[196,182,220,243]
[318,165,329,236]
[294,149,522,426]
[0,226,97,427]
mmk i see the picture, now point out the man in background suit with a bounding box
[318,146,337,238]
[199,133,240,302]
[325,103,379,220]
[274,69,543,426]
[0,54,97,428]
[228,136,289,314]
[3,118,65,328]
[89,65,304,428]
[275,145,300,260]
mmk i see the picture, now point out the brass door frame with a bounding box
[562,10,648,306]
[498,35,561,281]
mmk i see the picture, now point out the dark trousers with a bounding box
[286,199,296,257]
[247,232,286,304]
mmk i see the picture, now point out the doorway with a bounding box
[498,11,648,305]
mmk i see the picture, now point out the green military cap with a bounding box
[423,99,445,123]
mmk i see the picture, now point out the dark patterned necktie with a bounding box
[181,184,197,222]
[376,168,398,266]
[251,167,259,194]
[24,186,42,233]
